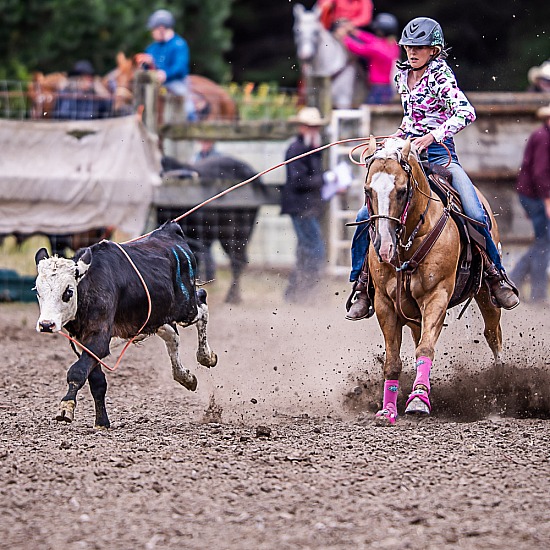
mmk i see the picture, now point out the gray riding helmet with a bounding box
[371,13,399,37]
[398,17,444,49]
[147,9,176,30]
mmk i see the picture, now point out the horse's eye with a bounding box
[396,187,407,198]
[62,286,74,303]
[364,187,372,197]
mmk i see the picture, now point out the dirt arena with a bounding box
[0,271,549,549]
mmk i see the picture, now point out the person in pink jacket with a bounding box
[343,12,400,104]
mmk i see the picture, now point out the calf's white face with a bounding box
[34,248,91,333]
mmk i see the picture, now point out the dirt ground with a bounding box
[0,271,549,549]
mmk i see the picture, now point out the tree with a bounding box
[0,0,233,81]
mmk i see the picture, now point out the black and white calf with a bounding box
[34,222,217,428]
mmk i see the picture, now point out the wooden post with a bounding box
[134,70,159,134]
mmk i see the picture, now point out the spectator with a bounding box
[139,9,196,121]
[342,13,400,104]
[319,0,373,32]
[527,60,550,93]
[53,60,112,120]
[510,103,550,304]
[282,107,330,303]
[192,140,221,163]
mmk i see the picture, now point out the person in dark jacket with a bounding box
[510,103,550,303]
[282,107,329,303]
[53,60,113,120]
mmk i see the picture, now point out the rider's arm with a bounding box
[163,38,190,82]
[428,64,476,143]
[343,30,377,58]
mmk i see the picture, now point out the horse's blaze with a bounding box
[369,172,397,262]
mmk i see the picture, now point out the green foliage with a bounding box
[227,82,299,120]
[0,0,233,81]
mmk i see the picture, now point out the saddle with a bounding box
[420,161,485,309]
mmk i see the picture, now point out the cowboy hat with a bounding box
[290,107,329,126]
[537,103,550,119]
[528,60,550,85]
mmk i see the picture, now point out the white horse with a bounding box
[293,3,365,109]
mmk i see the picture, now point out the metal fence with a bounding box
[0,78,300,123]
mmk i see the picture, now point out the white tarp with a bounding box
[0,116,162,237]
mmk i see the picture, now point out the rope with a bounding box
[57,241,152,372]
[122,135,384,245]
[44,133,452,371]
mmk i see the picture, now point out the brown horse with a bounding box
[27,72,68,118]
[360,137,502,425]
[110,52,238,121]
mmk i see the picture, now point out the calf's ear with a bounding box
[74,247,92,280]
[35,248,49,266]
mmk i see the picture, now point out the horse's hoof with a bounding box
[405,397,430,415]
[55,400,75,423]
[405,388,431,416]
[374,406,397,426]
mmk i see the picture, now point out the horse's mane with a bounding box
[374,138,420,163]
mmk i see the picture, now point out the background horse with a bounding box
[157,155,267,304]
[292,3,366,109]
[110,52,238,122]
[361,137,503,425]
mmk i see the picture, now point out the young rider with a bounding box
[346,17,520,320]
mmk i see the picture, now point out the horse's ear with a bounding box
[362,135,377,163]
[401,138,411,162]
[293,4,305,18]
[408,151,427,186]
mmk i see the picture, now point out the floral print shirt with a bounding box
[394,59,476,143]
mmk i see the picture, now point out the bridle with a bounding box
[357,153,433,255]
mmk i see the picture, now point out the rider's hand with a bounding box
[135,53,154,69]
[411,133,435,152]
[156,70,167,84]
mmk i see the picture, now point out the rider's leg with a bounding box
[447,161,519,310]
[347,205,375,320]
[164,78,197,121]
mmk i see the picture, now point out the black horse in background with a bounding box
[158,155,269,304]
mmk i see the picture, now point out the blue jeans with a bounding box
[350,138,503,281]
[165,78,197,121]
[286,214,326,300]
[510,195,549,300]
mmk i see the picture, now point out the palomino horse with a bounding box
[360,137,502,425]
[109,52,238,121]
[293,3,366,109]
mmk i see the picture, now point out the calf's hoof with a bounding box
[174,370,198,392]
[56,400,76,423]
[197,351,218,368]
